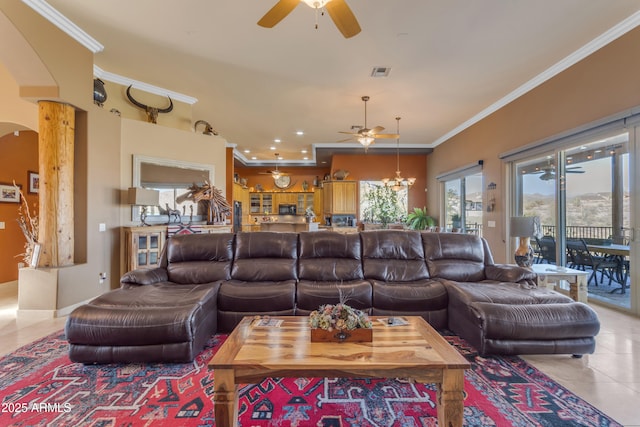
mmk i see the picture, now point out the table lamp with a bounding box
[128,187,160,226]
[510,216,540,267]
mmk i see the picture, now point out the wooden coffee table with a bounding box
[208,316,470,427]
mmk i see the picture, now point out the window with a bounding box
[437,162,484,234]
[359,181,408,225]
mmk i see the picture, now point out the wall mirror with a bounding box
[131,154,214,224]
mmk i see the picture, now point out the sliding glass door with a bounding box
[512,130,634,312]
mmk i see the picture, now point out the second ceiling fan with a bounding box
[338,96,399,151]
[258,0,361,39]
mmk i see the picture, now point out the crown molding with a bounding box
[21,0,103,53]
[93,66,198,105]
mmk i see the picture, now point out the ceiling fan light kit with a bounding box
[338,96,399,151]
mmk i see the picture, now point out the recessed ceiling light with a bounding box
[303,156,309,160]
[296,131,304,136]
[274,139,281,143]
[321,161,327,164]
[270,146,276,150]
[301,149,308,154]
[251,156,257,160]
[244,149,250,153]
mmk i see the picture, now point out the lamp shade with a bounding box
[509,216,540,237]
[128,187,159,206]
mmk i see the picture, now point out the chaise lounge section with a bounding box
[65,230,600,363]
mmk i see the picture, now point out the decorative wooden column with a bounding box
[37,101,75,267]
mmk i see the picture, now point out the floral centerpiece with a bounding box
[309,303,373,343]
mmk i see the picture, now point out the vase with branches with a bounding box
[14,183,39,266]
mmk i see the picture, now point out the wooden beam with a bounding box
[37,101,75,267]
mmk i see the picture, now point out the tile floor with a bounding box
[0,281,639,426]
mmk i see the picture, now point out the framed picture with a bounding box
[28,171,39,194]
[0,183,21,203]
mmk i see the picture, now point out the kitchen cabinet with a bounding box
[323,181,357,215]
[251,191,317,216]
[250,193,273,214]
[312,188,323,219]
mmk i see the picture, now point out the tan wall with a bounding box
[0,63,38,133]
[428,27,640,262]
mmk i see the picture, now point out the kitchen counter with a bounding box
[260,222,320,232]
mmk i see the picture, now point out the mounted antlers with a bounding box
[126,85,173,124]
[194,119,218,135]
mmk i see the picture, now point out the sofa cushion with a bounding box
[166,233,234,284]
[296,280,372,314]
[217,279,296,312]
[361,230,429,281]
[443,280,574,305]
[299,231,363,281]
[66,283,219,346]
[372,279,448,312]
[422,233,487,282]
[470,302,601,341]
[232,232,298,281]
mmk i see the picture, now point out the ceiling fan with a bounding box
[257,0,361,39]
[337,96,399,151]
[259,153,290,179]
[531,163,584,181]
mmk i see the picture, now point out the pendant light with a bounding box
[382,117,416,191]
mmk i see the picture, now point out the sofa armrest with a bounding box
[120,268,168,287]
[485,264,537,286]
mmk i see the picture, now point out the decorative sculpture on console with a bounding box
[177,182,231,224]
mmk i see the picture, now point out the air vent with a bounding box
[371,67,391,77]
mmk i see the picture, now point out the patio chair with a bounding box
[534,235,556,264]
[566,238,620,286]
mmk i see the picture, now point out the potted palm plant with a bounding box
[405,207,435,230]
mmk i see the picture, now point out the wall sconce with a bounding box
[128,187,160,226]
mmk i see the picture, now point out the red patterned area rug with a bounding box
[0,331,621,427]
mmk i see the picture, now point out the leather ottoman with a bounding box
[65,282,219,364]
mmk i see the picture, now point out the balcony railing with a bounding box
[540,225,630,243]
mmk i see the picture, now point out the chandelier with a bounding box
[382,117,416,191]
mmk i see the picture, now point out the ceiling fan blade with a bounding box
[338,131,359,135]
[325,0,361,38]
[257,0,300,28]
[373,133,400,139]
[370,126,385,134]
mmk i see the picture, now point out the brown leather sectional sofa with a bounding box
[65,230,600,363]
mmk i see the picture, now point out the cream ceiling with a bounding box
[45,0,640,166]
